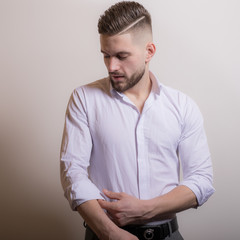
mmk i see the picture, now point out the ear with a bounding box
[145,42,156,63]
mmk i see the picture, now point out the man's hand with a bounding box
[98,189,150,226]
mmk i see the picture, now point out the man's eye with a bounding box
[104,55,110,59]
[117,55,127,60]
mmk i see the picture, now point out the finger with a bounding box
[102,189,123,200]
[104,209,121,226]
[98,199,119,211]
[98,199,108,208]
[106,211,114,220]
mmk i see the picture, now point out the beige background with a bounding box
[0,0,239,239]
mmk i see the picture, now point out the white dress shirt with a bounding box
[60,72,215,216]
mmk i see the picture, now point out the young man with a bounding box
[60,1,215,240]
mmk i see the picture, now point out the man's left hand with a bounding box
[98,189,150,226]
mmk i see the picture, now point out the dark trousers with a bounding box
[84,225,184,240]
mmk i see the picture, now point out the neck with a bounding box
[125,68,151,95]
[124,69,152,113]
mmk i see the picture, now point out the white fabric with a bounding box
[60,72,215,216]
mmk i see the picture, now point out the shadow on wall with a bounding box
[0,126,85,240]
[0,0,106,238]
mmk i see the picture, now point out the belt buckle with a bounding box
[143,228,154,240]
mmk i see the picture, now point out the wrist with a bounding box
[98,221,120,240]
[141,198,157,221]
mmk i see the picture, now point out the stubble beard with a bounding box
[110,66,146,93]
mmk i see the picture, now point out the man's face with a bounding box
[100,33,147,93]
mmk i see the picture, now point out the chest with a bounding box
[86,95,182,152]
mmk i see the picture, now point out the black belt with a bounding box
[121,218,178,240]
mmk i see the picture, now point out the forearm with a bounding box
[98,186,197,226]
[77,200,119,239]
[145,185,198,220]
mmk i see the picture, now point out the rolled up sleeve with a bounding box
[178,98,215,206]
[60,88,104,210]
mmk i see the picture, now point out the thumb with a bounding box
[102,189,122,200]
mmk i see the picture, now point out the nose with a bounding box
[106,57,120,72]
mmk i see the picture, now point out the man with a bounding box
[60,1,215,240]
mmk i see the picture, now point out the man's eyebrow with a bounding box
[116,51,131,55]
[100,50,131,55]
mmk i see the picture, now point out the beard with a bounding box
[110,66,146,93]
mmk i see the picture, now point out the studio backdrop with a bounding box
[0,0,239,239]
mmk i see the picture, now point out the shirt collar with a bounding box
[149,71,161,96]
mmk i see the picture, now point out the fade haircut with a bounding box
[98,1,152,36]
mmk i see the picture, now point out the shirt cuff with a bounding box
[180,181,215,206]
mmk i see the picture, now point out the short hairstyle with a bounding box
[98,1,152,36]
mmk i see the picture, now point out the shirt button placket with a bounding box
[136,114,150,199]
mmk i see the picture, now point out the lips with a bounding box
[110,74,125,81]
